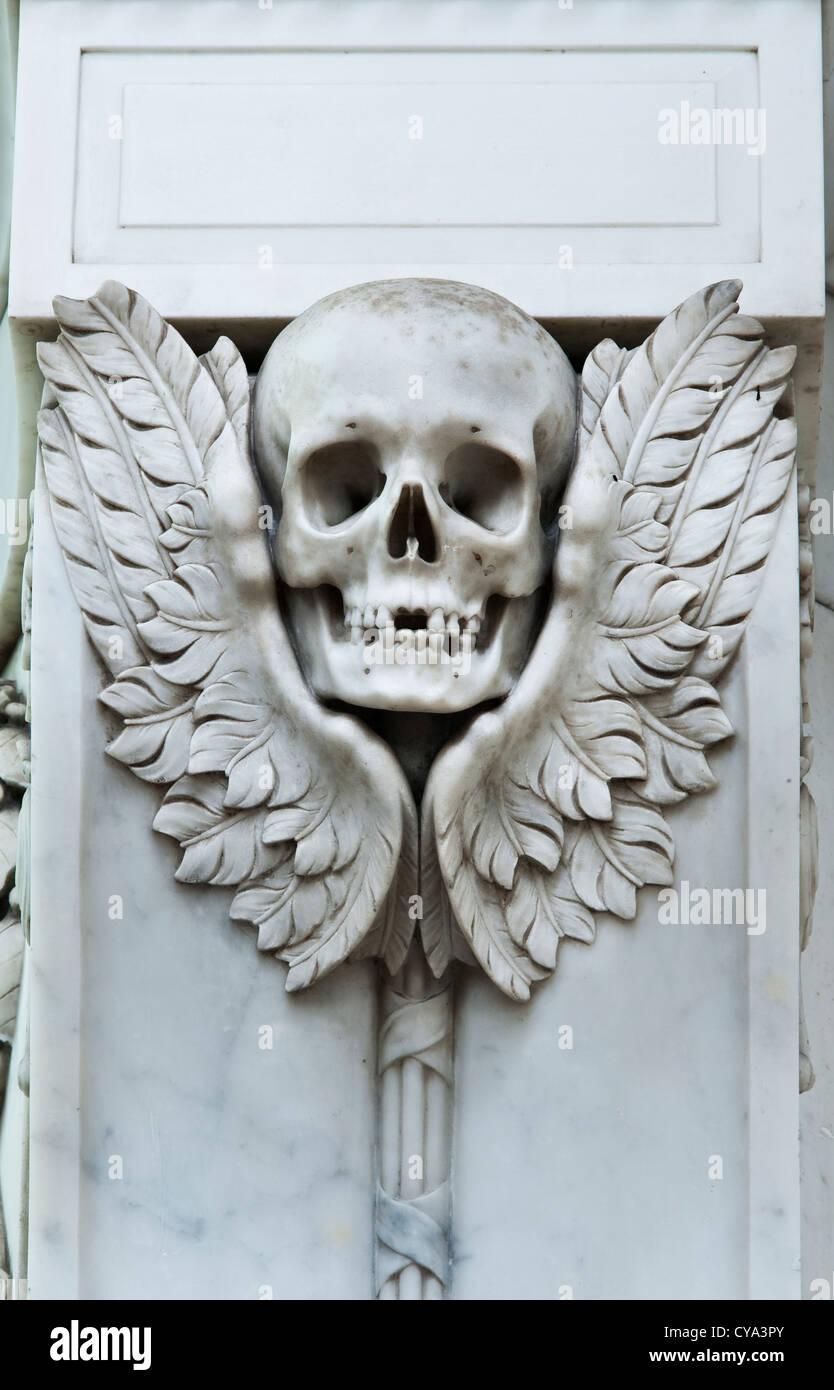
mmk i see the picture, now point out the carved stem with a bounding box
[375,945,454,1299]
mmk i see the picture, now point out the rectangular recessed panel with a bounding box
[74,48,760,267]
[119,76,715,229]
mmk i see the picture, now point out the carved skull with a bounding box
[253,279,576,713]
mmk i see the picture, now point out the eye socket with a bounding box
[442,443,525,534]
[300,441,384,528]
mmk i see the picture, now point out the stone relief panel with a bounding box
[34,276,797,1296]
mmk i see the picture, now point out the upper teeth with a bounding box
[343,606,480,649]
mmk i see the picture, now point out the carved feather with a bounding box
[356,793,420,974]
[579,338,631,445]
[37,407,147,671]
[200,337,252,460]
[38,283,413,990]
[429,281,796,999]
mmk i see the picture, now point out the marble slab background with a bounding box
[27,460,800,1300]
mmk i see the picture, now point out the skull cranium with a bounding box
[253,279,576,714]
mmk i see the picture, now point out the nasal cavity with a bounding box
[387,483,437,562]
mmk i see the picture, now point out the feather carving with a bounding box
[38,282,415,990]
[426,281,796,999]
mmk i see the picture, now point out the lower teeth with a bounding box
[354,627,477,656]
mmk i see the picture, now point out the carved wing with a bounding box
[425,280,796,999]
[37,281,416,990]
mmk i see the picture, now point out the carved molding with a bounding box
[376,948,453,1298]
[797,466,818,1093]
[0,678,30,1282]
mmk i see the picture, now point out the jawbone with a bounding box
[282,587,544,713]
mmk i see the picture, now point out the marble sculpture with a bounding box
[36,277,796,1297]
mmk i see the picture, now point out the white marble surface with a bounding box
[27,460,83,1297]
[29,470,378,1299]
[452,497,799,1300]
[78,794,378,1300]
[452,691,749,1299]
[802,601,834,1297]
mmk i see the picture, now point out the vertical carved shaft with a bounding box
[375,944,454,1299]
